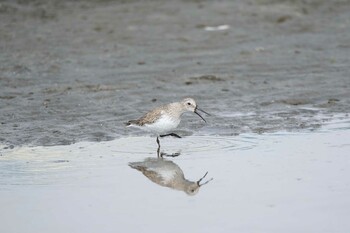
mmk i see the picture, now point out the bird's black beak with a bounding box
[194,107,210,123]
[196,171,213,187]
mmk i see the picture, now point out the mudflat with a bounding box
[1,0,349,146]
[1,2,350,232]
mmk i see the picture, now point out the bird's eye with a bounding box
[187,102,191,105]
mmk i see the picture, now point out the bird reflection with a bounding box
[158,150,181,158]
[129,157,213,195]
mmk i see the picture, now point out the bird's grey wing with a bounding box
[129,164,167,185]
[126,107,164,126]
[137,107,164,125]
[129,162,176,186]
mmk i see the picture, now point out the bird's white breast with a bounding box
[150,168,177,184]
[144,113,180,134]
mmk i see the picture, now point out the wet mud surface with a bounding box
[1,0,350,146]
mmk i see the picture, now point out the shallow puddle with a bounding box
[0,119,349,233]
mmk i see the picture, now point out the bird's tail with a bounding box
[125,120,138,127]
[129,162,146,172]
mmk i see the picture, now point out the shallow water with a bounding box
[1,119,349,233]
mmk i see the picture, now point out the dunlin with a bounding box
[126,98,209,155]
[129,157,213,195]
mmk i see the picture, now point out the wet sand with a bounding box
[1,0,350,146]
[1,118,349,233]
[1,1,350,232]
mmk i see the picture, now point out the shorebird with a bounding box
[125,98,209,155]
[129,157,213,195]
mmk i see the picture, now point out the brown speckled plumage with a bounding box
[126,102,184,126]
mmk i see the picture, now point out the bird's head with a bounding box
[185,183,200,196]
[181,98,210,122]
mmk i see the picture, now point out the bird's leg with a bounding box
[160,133,182,138]
[156,136,161,157]
[168,133,182,138]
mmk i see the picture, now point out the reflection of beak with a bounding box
[196,171,214,187]
[194,107,210,123]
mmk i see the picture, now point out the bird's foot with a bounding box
[160,151,181,158]
[160,133,182,138]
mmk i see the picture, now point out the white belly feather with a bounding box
[144,114,180,134]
